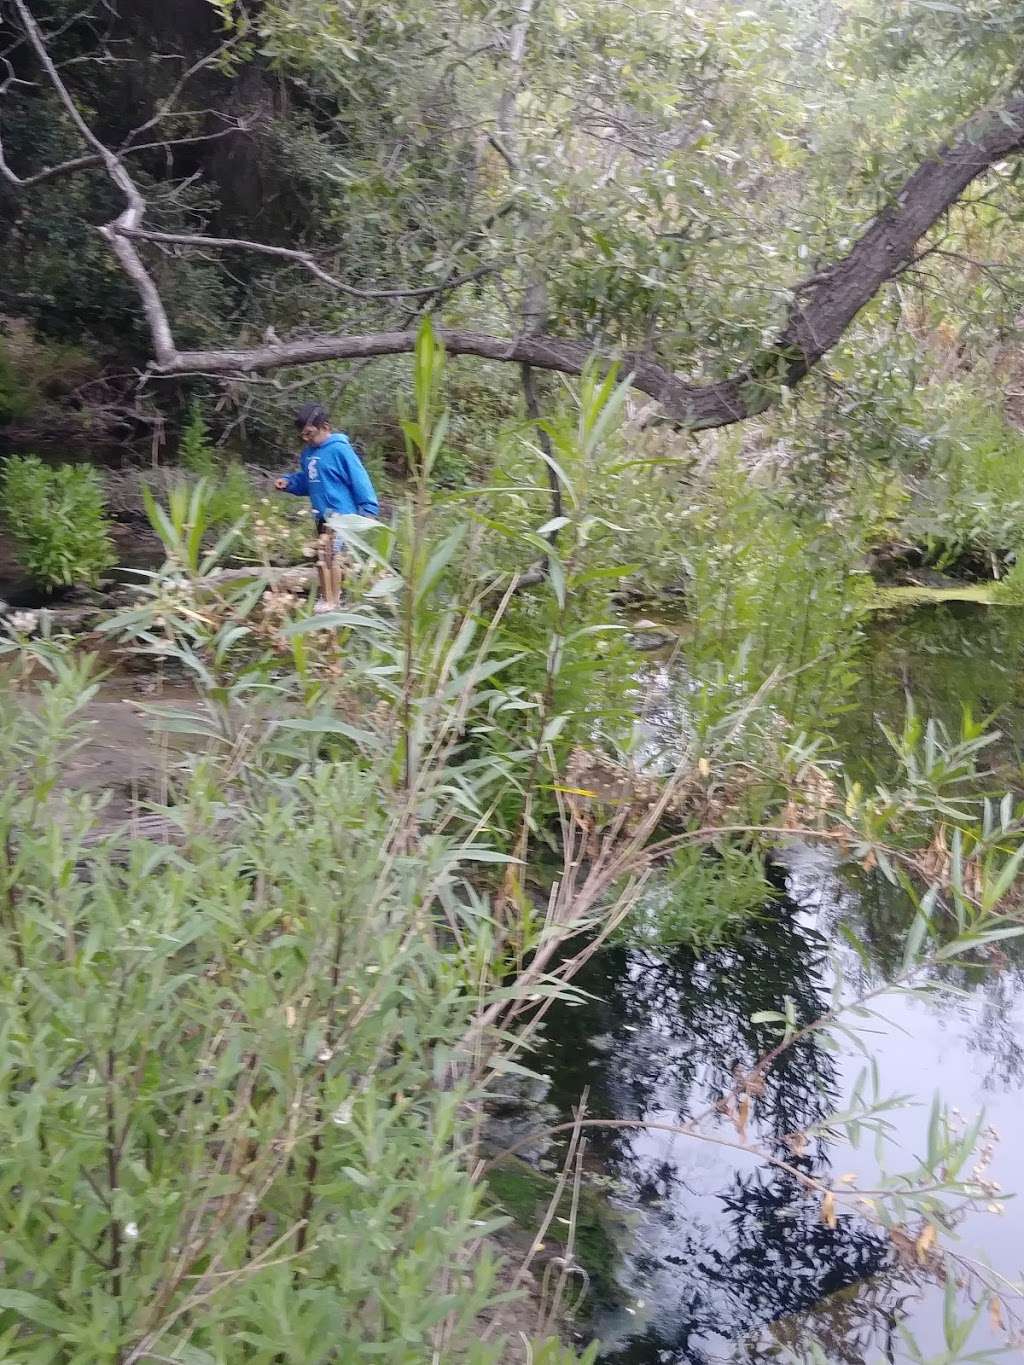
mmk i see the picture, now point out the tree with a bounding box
[3,0,1024,431]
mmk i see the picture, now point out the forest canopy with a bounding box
[4,0,1024,443]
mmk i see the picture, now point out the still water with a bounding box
[540,605,1024,1363]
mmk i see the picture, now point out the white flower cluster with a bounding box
[7,610,38,635]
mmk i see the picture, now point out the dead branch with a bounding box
[6,0,178,365]
[118,32,240,153]
[120,227,499,301]
[0,124,245,189]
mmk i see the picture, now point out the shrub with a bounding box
[1,454,116,589]
[177,403,249,530]
[0,321,99,430]
[908,388,1024,570]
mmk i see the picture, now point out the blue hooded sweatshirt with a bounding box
[280,433,379,521]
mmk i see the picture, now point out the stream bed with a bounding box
[539,603,1024,1363]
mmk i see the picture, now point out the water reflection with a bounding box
[597,1170,896,1365]
[537,605,1024,1360]
[545,905,838,1168]
[541,846,1024,1362]
[542,879,903,1363]
[842,603,1024,781]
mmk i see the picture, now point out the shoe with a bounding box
[313,599,336,615]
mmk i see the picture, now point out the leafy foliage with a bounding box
[908,388,1024,571]
[177,404,255,530]
[619,843,776,949]
[1,454,115,588]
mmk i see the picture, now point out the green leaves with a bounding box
[1,456,116,590]
[0,1289,68,1333]
[0,664,557,1362]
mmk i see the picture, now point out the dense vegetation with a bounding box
[5,0,1024,1361]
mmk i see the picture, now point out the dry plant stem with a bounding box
[104,972,129,1317]
[294,887,348,1259]
[485,1117,856,1201]
[124,1218,308,1364]
[1,831,25,971]
[128,1053,265,1340]
[487,1092,590,1336]
[547,1134,589,1327]
[473,740,702,1047]
[126,1099,308,1359]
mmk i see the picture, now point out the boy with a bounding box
[275,402,380,612]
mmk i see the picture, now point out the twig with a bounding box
[0,125,244,189]
[119,227,499,301]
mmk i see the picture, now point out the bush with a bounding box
[177,403,250,531]
[908,388,1024,570]
[0,321,99,431]
[1,454,116,589]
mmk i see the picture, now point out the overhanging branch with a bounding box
[7,0,1024,432]
[155,94,1024,429]
[120,228,500,301]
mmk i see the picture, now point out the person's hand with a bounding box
[274,478,288,491]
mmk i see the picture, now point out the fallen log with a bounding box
[188,564,317,590]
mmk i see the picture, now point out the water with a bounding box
[539,605,1024,1363]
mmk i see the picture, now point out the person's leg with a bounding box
[326,531,344,607]
[315,527,332,606]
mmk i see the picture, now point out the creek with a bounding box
[7,527,1024,1359]
[540,603,1024,1363]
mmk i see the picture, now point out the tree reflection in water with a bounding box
[535,605,1024,1361]
[540,899,909,1363]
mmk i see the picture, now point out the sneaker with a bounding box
[313,599,336,615]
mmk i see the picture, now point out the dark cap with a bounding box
[294,401,329,430]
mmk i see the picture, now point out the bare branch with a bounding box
[7,0,178,366]
[119,32,240,153]
[0,124,244,189]
[118,227,500,300]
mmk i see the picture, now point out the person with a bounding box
[275,402,380,612]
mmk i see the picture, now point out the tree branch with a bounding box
[118,32,240,153]
[153,96,1024,428]
[9,0,1024,432]
[8,0,178,366]
[119,227,499,300]
[0,124,244,189]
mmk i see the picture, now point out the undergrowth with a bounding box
[1,453,116,589]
